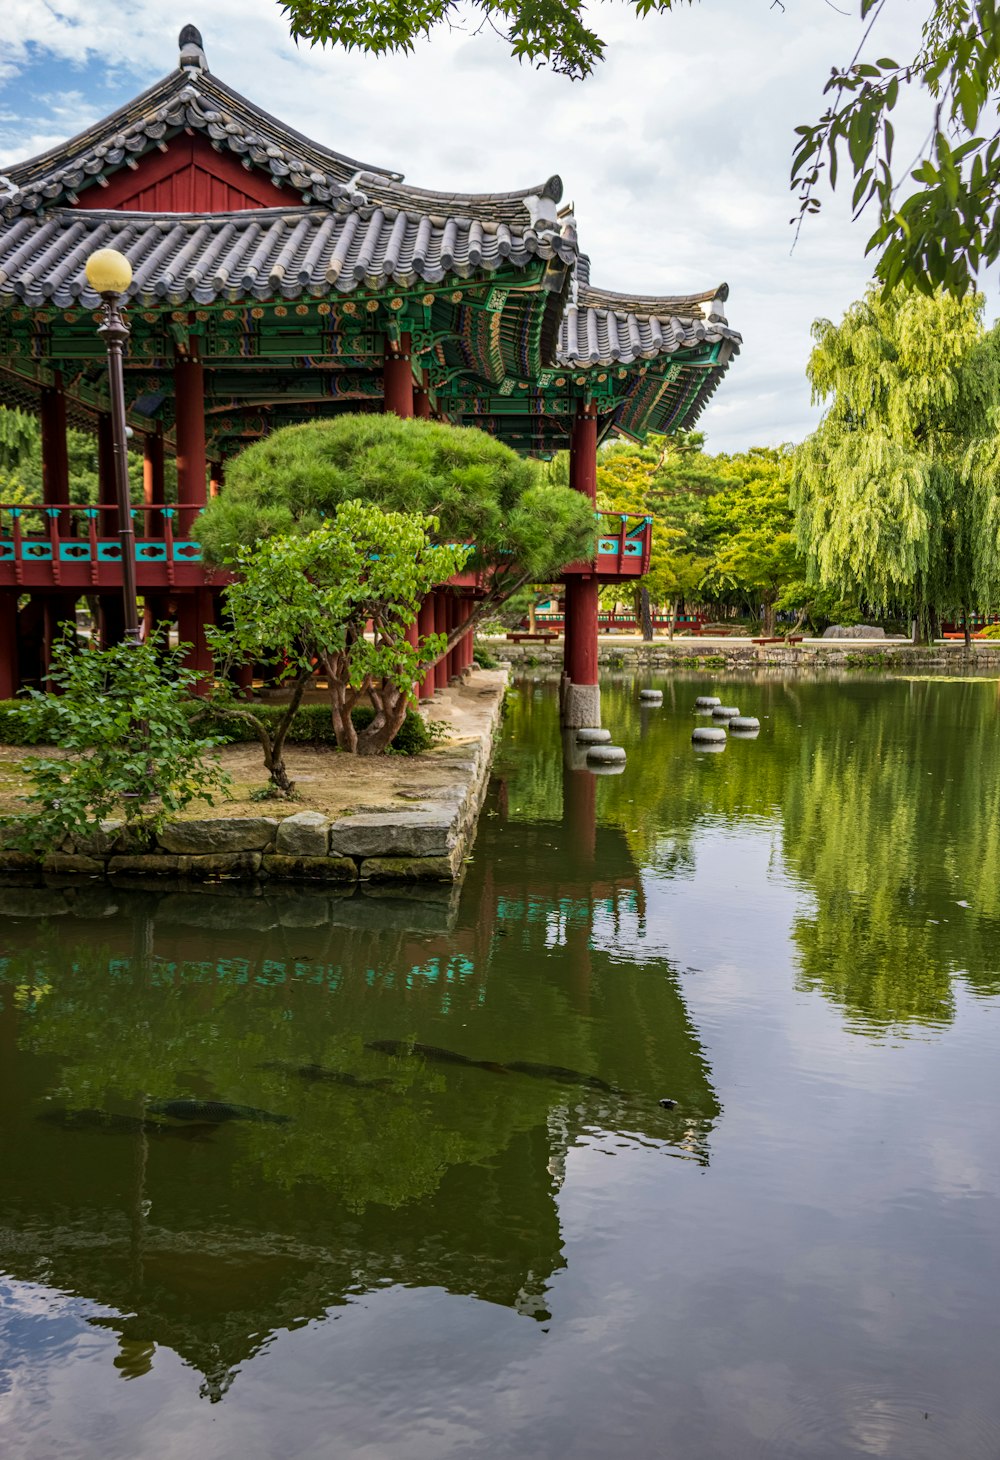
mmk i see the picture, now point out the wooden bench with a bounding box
[751,635,804,646]
[506,631,559,643]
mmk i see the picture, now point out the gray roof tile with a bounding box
[0,206,577,307]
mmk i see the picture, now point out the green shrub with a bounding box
[473,644,500,669]
[8,636,227,853]
[0,697,432,756]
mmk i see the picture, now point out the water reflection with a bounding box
[4,671,1000,1455]
[0,753,718,1402]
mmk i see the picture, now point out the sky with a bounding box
[0,0,969,452]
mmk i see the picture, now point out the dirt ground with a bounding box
[0,675,498,822]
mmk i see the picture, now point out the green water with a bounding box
[2,672,1000,1458]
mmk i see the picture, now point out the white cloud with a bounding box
[0,0,990,450]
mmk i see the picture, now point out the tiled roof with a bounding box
[0,32,563,231]
[0,205,576,307]
[576,282,728,321]
[558,284,740,367]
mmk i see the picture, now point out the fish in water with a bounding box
[367,1041,619,1092]
[146,1098,290,1125]
[365,1039,507,1074]
[38,1107,215,1140]
[257,1060,393,1091]
[505,1061,621,1094]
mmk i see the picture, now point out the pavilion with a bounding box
[0,25,740,723]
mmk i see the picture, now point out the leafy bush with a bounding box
[0,697,433,756]
[7,636,228,853]
[473,644,500,669]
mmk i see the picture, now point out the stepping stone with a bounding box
[692,726,727,747]
[576,727,612,743]
[695,696,721,709]
[729,716,760,733]
[711,705,740,719]
[586,745,627,765]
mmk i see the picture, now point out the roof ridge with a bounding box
[0,38,564,231]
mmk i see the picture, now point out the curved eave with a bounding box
[0,207,577,309]
[578,281,729,321]
[558,302,741,368]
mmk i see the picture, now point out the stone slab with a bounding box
[275,810,330,857]
[262,854,358,883]
[329,810,456,859]
[108,854,193,877]
[157,817,279,854]
[42,853,105,877]
[360,855,457,882]
[186,851,263,880]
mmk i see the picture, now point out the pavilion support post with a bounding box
[96,411,117,511]
[383,333,414,418]
[42,598,77,688]
[460,599,475,673]
[562,403,600,728]
[98,595,126,650]
[177,588,215,695]
[446,596,461,681]
[174,343,207,536]
[404,613,420,699]
[143,428,164,536]
[434,593,450,691]
[415,370,432,419]
[40,375,70,529]
[418,595,436,700]
[0,592,19,699]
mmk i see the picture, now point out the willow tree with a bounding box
[793,286,1000,642]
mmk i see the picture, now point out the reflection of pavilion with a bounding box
[0,760,718,1398]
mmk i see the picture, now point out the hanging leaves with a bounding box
[792,285,1000,629]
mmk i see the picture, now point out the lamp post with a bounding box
[84,247,141,645]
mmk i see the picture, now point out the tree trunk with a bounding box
[639,585,653,642]
[668,599,679,640]
[266,669,311,792]
[762,598,777,636]
[356,683,410,755]
[326,667,359,752]
[528,598,536,633]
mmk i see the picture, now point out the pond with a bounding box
[2,672,1000,1459]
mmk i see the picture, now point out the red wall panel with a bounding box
[73,134,290,213]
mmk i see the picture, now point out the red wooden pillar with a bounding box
[174,343,207,536]
[418,595,436,700]
[459,600,474,672]
[96,411,117,510]
[446,596,463,681]
[40,376,69,537]
[562,403,600,728]
[434,592,450,690]
[383,333,414,418]
[177,588,215,695]
[0,592,19,700]
[143,428,164,537]
[414,369,432,419]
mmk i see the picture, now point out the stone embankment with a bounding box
[493,637,1000,671]
[0,669,507,889]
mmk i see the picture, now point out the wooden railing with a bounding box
[0,505,653,588]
